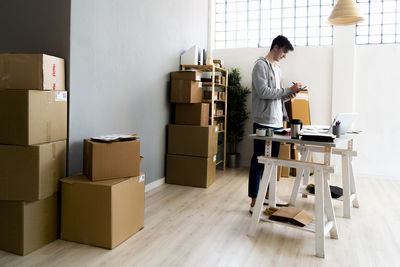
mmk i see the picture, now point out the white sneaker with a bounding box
[264,197,289,207]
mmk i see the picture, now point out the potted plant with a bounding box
[226,68,251,168]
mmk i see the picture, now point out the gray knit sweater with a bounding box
[251,57,291,125]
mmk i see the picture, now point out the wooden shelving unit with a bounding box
[181,64,228,170]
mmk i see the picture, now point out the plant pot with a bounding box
[226,153,240,168]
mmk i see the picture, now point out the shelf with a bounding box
[182,65,227,73]
[218,130,225,133]
[259,215,316,233]
[202,99,226,102]
[211,115,225,118]
[216,160,224,165]
[202,82,226,87]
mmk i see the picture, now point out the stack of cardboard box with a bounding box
[60,135,144,249]
[0,53,67,255]
[167,71,217,188]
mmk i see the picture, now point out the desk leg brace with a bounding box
[289,147,310,206]
[248,162,274,237]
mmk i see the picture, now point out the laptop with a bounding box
[327,113,357,134]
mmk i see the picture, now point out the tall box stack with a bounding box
[167,71,217,188]
[60,135,145,249]
[0,53,67,255]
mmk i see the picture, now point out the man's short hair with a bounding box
[270,35,294,52]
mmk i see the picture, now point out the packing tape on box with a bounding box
[0,56,10,88]
[46,121,52,141]
[52,143,57,160]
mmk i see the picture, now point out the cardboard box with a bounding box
[168,124,217,157]
[277,143,291,179]
[60,174,145,249]
[203,90,217,100]
[0,54,65,90]
[170,80,202,103]
[0,140,66,201]
[83,139,140,181]
[175,103,209,126]
[0,90,67,145]
[166,154,216,188]
[286,91,311,125]
[170,71,201,81]
[0,194,58,255]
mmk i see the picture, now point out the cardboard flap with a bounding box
[269,207,313,227]
[90,134,140,143]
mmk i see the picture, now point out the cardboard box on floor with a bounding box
[170,71,201,81]
[175,103,209,126]
[83,139,140,181]
[269,207,313,227]
[170,80,202,103]
[277,143,291,179]
[0,54,65,91]
[60,173,145,249]
[0,90,67,145]
[166,154,216,188]
[0,140,66,201]
[168,124,217,157]
[0,194,58,255]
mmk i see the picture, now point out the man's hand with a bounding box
[287,92,297,99]
[290,82,302,93]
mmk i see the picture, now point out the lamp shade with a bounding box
[328,0,364,25]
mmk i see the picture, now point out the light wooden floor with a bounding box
[1,168,400,267]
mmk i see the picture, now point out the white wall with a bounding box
[212,36,400,179]
[354,45,400,179]
[69,0,209,183]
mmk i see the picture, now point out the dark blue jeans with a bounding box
[248,123,282,199]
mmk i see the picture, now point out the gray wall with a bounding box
[0,0,71,81]
[69,0,209,184]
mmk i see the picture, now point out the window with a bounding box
[356,0,400,44]
[215,0,334,49]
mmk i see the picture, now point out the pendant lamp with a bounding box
[328,0,364,26]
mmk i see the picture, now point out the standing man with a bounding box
[248,35,302,213]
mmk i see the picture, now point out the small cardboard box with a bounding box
[0,194,58,255]
[175,103,209,126]
[83,139,140,181]
[269,207,313,227]
[168,124,217,157]
[60,174,145,249]
[0,54,65,90]
[0,90,67,145]
[203,90,217,100]
[170,71,201,81]
[170,80,202,103]
[0,140,66,201]
[166,154,216,188]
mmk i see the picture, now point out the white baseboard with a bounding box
[145,177,165,192]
